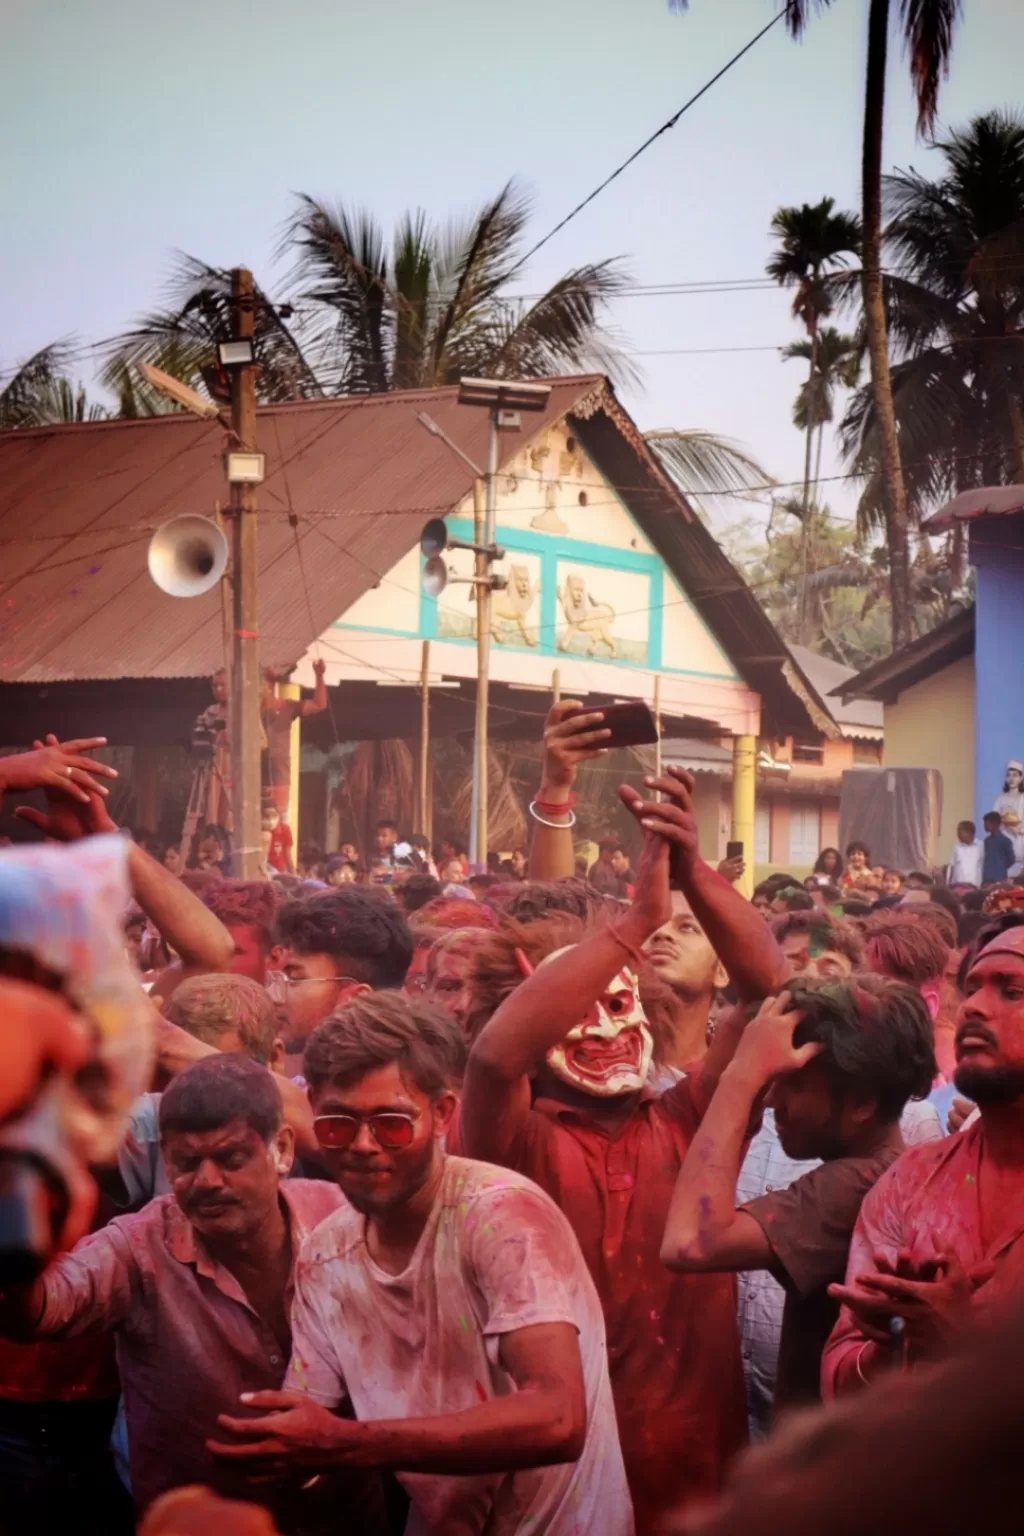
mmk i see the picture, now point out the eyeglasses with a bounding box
[281,975,362,988]
[312,1112,419,1151]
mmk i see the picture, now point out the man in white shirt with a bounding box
[210,993,632,1536]
[947,819,984,887]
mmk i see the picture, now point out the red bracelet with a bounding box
[532,792,576,815]
[608,923,647,972]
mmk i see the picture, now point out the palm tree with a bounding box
[102,254,325,407]
[767,199,860,641]
[840,111,1024,576]
[782,326,861,498]
[673,0,965,649]
[0,341,108,427]
[281,180,632,393]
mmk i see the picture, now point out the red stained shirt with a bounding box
[25,1180,343,1511]
[822,1122,1024,1398]
[454,1081,747,1532]
[267,821,294,872]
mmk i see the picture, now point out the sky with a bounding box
[3,0,1023,533]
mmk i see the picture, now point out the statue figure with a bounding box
[558,572,617,657]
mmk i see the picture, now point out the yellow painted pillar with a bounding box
[731,734,756,899]
[279,682,302,842]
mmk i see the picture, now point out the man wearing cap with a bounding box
[822,926,1024,1395]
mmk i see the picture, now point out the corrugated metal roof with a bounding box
[787,643,884,737]
[923,485,1024,531]
[0,375,820,739]
[0,379,597,682]
[832,607,975,704]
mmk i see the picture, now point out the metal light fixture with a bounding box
[217,338,255,368]
[456,377,552,412]
[137,362,220,420]
[225,451,266,485]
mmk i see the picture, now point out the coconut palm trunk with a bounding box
[861,0,914,648]
[798,317,819,643]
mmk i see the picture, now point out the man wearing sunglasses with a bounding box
[209,992,632,1536]
[271,889,413,1077]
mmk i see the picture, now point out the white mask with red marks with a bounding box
[539,948,653,1097]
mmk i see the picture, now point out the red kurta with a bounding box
[455,1081,748,1532]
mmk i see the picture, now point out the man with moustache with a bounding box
[0,1056,361,1529]
[822,925,1024,1395]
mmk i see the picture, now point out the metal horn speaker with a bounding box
[147,515,229,598]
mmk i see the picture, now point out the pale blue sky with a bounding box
[3,0,1023,527]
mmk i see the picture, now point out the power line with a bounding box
[502,7,793,278]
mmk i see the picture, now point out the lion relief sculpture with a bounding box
[477,563,538,646]
[557,573,617,657]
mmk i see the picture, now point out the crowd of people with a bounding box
[2,707,1024,1536]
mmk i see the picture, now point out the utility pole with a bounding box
[228,268,262,879]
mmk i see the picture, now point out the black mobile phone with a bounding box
[726,841,744,861]
[567,701,659,750]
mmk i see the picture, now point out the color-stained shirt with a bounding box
[744,1145,902,1414]
[454,1083,747,1531]
[24,1180,343,1511]
[286,1156,633,1536]
[823,1122,1024,1398]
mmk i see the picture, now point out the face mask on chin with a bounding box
[540,950,654,1099]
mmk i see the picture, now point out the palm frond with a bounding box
[427,181,532,383]
[0,340,77,428]
[280,201,390,393]
[391,210,434,391]
[646,430,775,504]
[898,0,963,133]
[468,260,633,387]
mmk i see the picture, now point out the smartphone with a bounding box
[726,841,744,861]
[567,700,659,749]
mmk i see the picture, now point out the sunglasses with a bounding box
[312,1112,418,1151]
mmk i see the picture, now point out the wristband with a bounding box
[608,922,647,972]
[532,792,577,815]
[529,801,577,829]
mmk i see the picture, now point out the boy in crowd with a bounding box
[982,811,1016,886]
[272,887,413,1076]
[661,977,935,1417]
[211,995,632,1536]
[948,820,984,887]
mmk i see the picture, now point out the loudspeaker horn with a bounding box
[147,515,229,598]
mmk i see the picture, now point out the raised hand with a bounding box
[0,736,117,805]
[541,700,610,793]
[730,991,822,1088]
[16,790,118,843]
[618,765,699,886]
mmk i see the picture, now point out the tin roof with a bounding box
[787,644,884,738]
[831,606,975,704]
[923,485,1024,531]
[0,375,820,735]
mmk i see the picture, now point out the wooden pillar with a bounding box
[731,734,756,899]
[279,682,302,838]
[134,746,160,832]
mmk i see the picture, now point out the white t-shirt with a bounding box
[286,1155,633,1536]
[947,839,984,887]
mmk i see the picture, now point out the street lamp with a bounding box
[457,382,551,866]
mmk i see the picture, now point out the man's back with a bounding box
[983,830,1015,884]
[287,1156,632,1536]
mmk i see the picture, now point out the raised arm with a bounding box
[527,700,610,881]
[661,991,819,1271]
[17,787,233,974]
[0,1222,136,1341]
[624,768,787,1002]
[299,658,328,718]
[462,823,672,1163]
